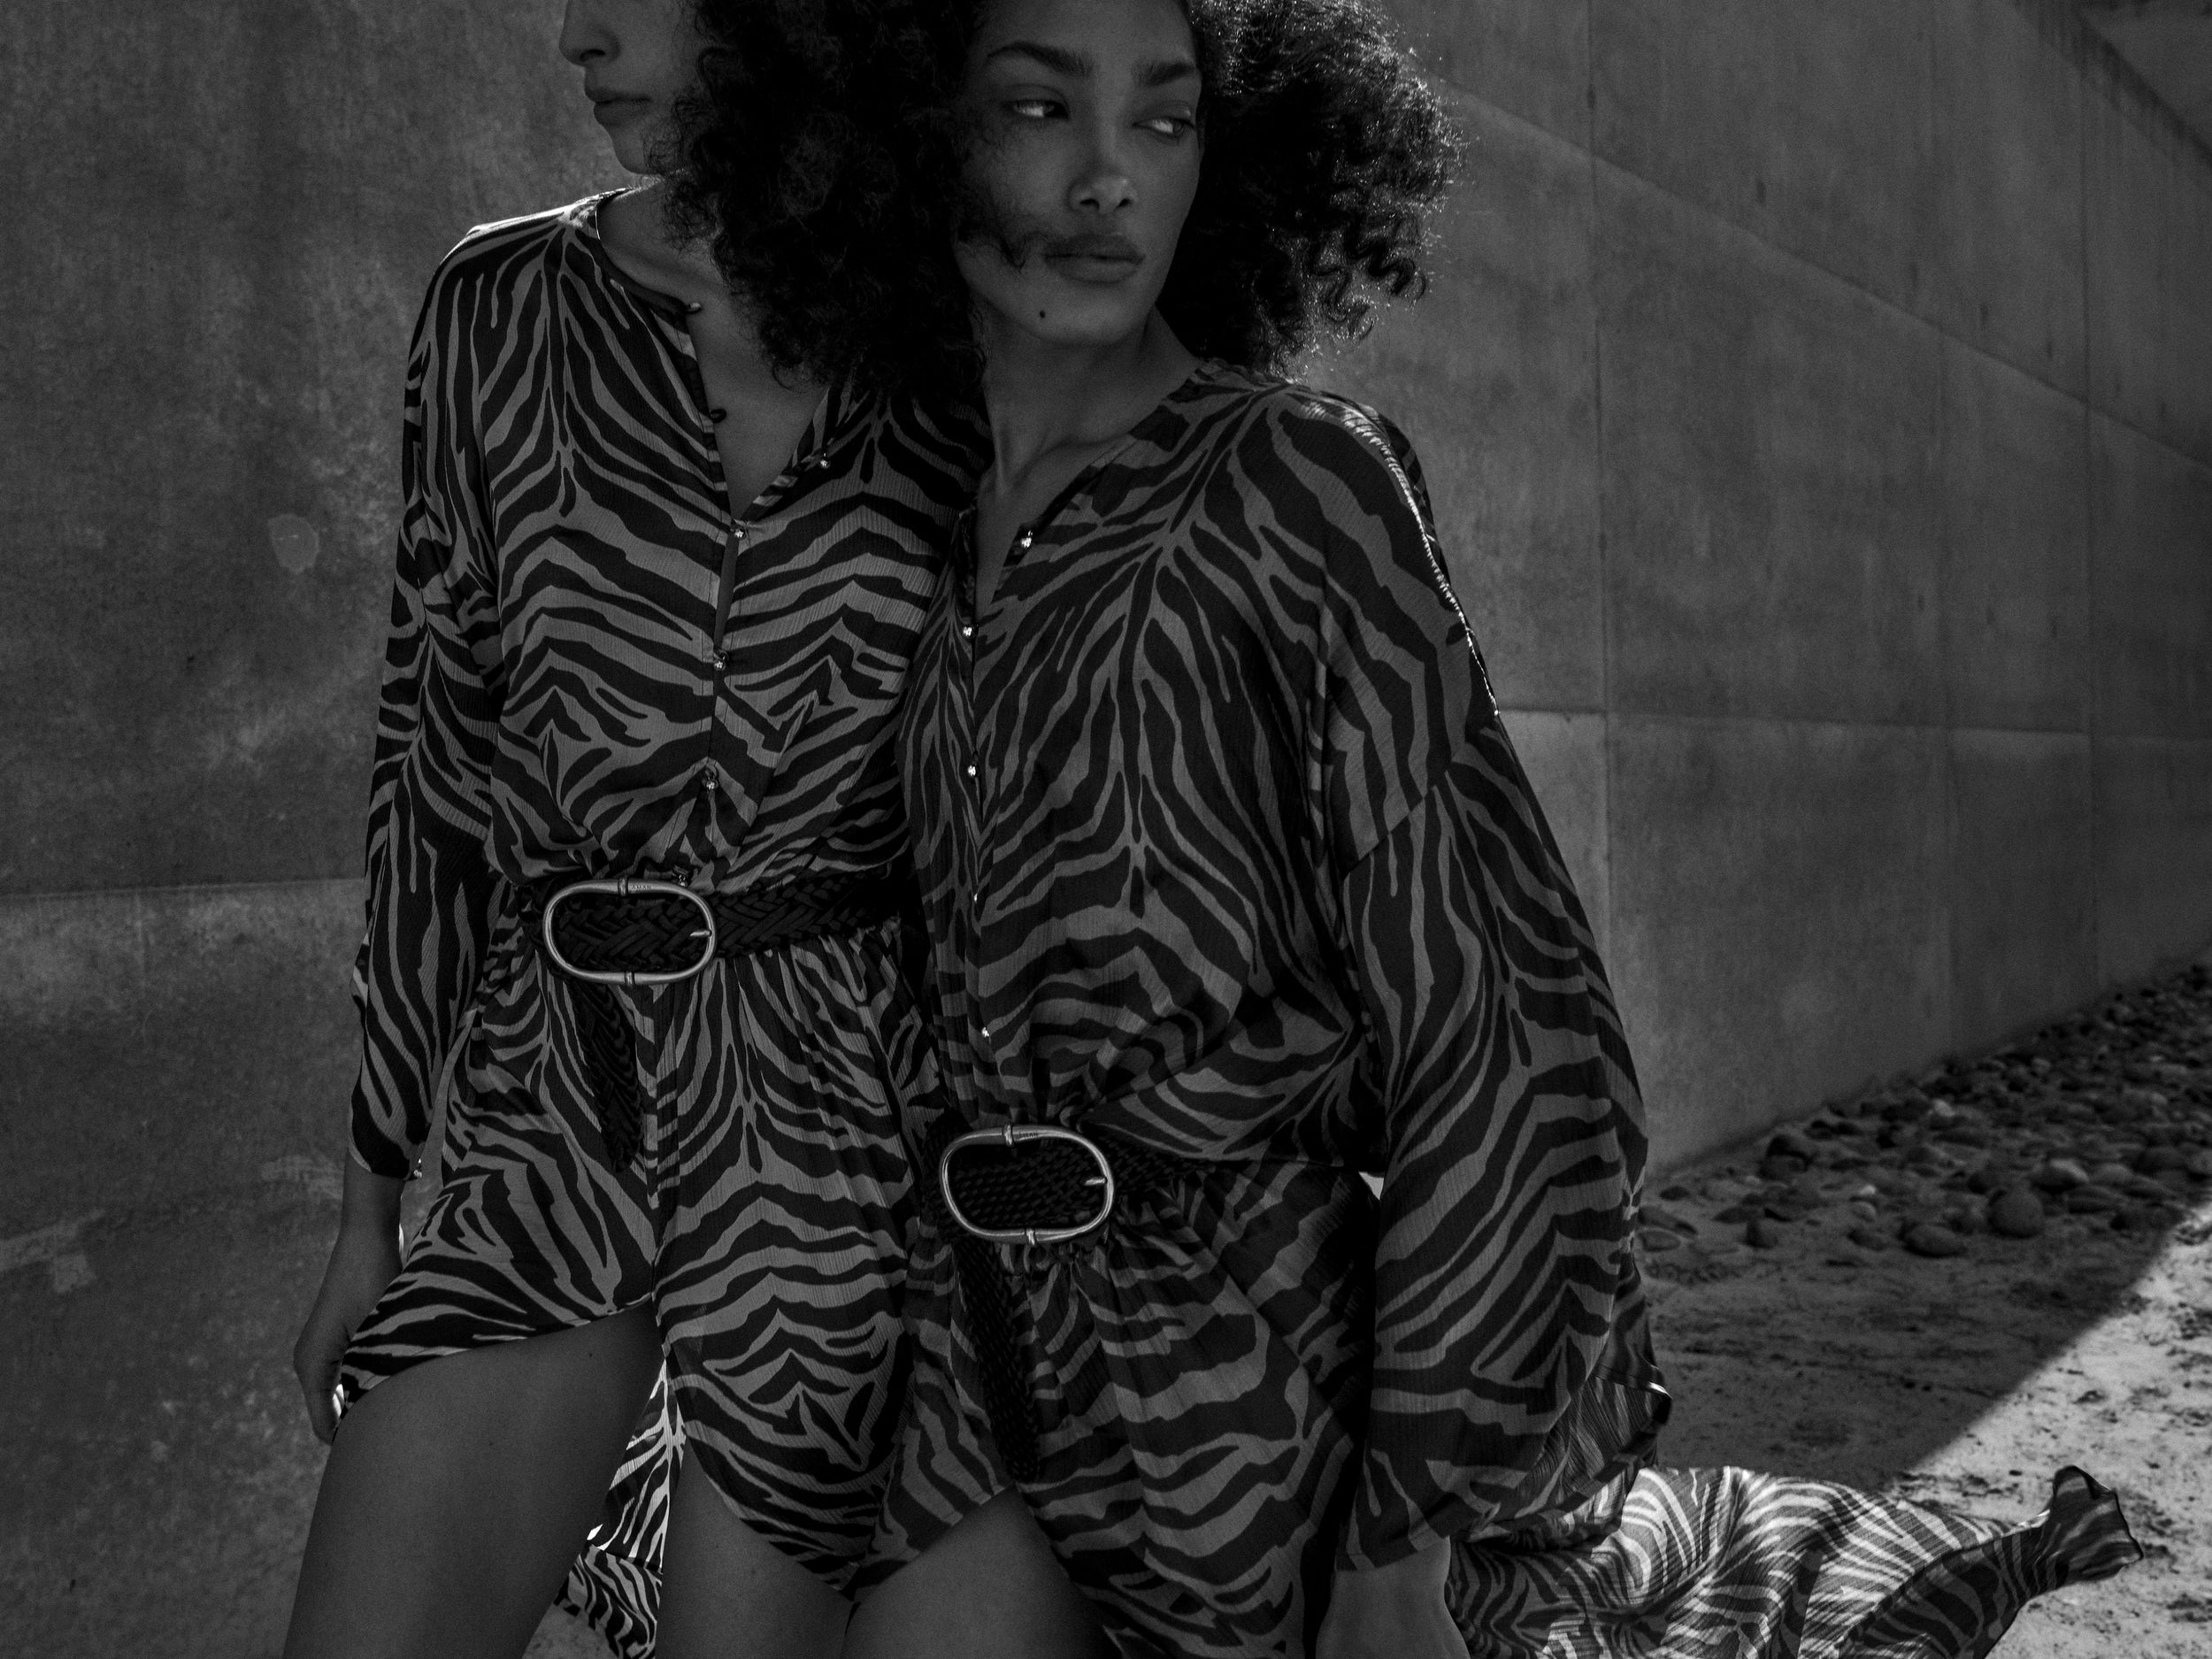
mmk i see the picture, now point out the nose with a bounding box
[1068,151,1137,218]
[558,0,611,65]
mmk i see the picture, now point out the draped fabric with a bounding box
[872,361,2136,1656]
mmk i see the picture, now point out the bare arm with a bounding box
[291,1160,405,1444]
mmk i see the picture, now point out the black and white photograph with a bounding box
[4,1,2208,1655]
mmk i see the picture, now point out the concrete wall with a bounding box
[3,0,2210,1653]
[1319,0,2212,1169]
[0,4,615,1651]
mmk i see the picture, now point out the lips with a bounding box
[588,93,649,125]
[1041,234,1144,283]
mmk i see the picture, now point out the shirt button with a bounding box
[964,764,978,779]
[701,765,718,787]
[960,625,974,639]
[1017,530,1033,549]
[711,652,726,670]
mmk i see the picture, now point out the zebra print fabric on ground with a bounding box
[336,194,971,1652]
[1447,1464,2138,1656]
[872,361,2135,1655]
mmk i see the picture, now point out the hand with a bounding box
[291,1162,405,1444]
[1314,1537,1470,1659]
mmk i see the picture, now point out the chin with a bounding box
[1012,288,1156,350]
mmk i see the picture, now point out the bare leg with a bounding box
[657,1454,849,1658]
[844,1491,1113,1659]
[283,1306,662,1659]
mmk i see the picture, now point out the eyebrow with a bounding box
[985,41,1201,89]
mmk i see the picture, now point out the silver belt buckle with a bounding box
[541,878,718,986]
[938,1125,1117,1247]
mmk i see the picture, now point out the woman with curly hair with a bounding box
[280,2,978,1655]
[664,0,2141,1653]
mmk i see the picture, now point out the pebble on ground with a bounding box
[1640,962,2212,1269]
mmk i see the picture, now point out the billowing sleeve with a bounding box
[349,259,506,1178]
[1285,403,1649,1570]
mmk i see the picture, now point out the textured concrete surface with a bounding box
[0,881,365,1231]
[1947,730,2098,1049]
[0,0,616,898]
[2080,0,2212,150]
[1604,717,1954,1169]
[1939,339,2091,733]
[1594,166,1947,727]
[1932,0,2089,393]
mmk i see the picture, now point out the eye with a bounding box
[1005,96,1065,121]
[1139,112,1197,140]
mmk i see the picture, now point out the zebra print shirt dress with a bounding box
[336,194,970,1652]
[872,363,2136,1656]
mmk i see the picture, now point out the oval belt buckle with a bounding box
[939,1125,1117,1248]
[541,877,718,986]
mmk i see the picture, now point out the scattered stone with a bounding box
[1987,1189,2046,1239]
[1640,964,2212,1270]
[1903,1222,1969,1258]
[1767,1129,1821,1164]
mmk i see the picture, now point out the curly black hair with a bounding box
[666,0,1459,394]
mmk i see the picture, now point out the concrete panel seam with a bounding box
[0,873,366,910]
[1590,156,2092,412]
[1584,0,1619,989]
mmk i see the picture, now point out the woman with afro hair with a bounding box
[672,0,2144,1655]
[281,1,983,1655]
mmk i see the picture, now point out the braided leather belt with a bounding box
[938,1125,1118,1246]
[918,1111,1189,1479]
[521,865,912,1169]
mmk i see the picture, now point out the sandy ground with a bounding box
[1648,1194,2211,1655]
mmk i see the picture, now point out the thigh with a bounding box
[657,1453,850,1659]
[844,1491,1114,1659]
[284,1306,662,1659]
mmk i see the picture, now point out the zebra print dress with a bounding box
[335,194,971,1654]
[872,361,2137,1655]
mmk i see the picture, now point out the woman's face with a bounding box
[956,0,1203,351]
[559,0,705,175]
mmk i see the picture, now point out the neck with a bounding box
[977,305,1195,488]
[604,179,729,302]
